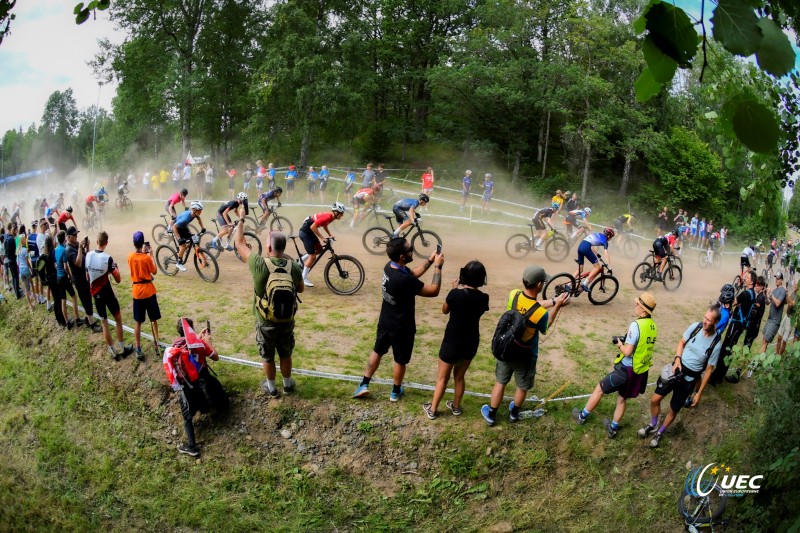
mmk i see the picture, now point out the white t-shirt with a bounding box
[741,247,755,259]
[85,249,114,285]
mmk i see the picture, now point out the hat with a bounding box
[523,266,547,286]
[636,292,657,314]
[66,226,79,236]
[133,231,145,247]
[775,271,784,280]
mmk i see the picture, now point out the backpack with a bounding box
[256,258,297,322]
[681,323,722,380]
[491,291,542,362]
[35,255,49,286]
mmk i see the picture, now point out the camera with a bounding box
[611,335,626,345]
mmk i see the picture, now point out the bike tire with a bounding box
[411,230,442,259]
[622,238,639,259]
[542,273,576,300]
[698,252,708,269]
[202,231,221,258]
[115,197,123,209]
[234,232,263,263]
[152,224,172,245]
[270,215,293,235]
[194,249,219,282]
[505,234,532,259]
[362,226,392,255]
[678,484,728,525]
[124,197,132,210]
[732,274,743,293]
[188,223,200,235]
[713,252,722,269]
[588,275,619,305]
[545,236,571,262]
[324,255,365,295]
[242,216,259,234]
[155,245,179,276]
[663,265,682,292]
[632,262,654,290]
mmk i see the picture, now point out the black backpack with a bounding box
[492,291,541,362]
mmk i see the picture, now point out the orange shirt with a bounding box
[128,252,157,299]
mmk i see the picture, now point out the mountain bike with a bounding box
[115,192,133,210]
[542,256,619,305]
[155,228,219,282]
[633,252,683,291]
[760,266,772,286]
[505,225,570,262]
[678,483,728,532]
[341,203,386,233]
[205,218,262,263]
[362,214,442,259]
[243,203,293,236]
[645,250,683,271]
[613,229,640,259]
[82,209,102,232]
[566,224,591,245]
[698,247,722,269]
[152,214,200,246]
[287,236,364,295]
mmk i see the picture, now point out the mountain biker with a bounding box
[165,188,189,230]
[351,185,379,228]
[56,207,77,232]
[392,194,429,238]
[84,194,98,218]
[532,203,559,249]
[117,180,129,197]
[652,230,680,281]
[740,244,756,276]
[95,187,108,205]
[766,246,776,273]
[573,227,614,292]
[174,202,206,272]
[298,202,346,287]
[614,213,635,234]
[257,187,283,225]
[565,207,591,240]
[211,193,249,251]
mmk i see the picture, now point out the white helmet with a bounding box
[237,192,248,202]
[332,202,346,214]
[190,201,203,211]
[584,207,592,216]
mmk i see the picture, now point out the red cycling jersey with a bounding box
[312,212,335,228]
[167,192,183,206]
[57,211,74,225]
[86,195,96,204]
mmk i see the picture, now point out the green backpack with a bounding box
[256,258,297,322]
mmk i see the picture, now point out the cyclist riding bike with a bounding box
[351,185,380,228]
[84,194,97,218]
[532,203,559,249]
[614,212,635,234]
[56,206,76,232]
[211,192,249,251]
[754,239,763,266]
[173,201,206,272]
[166,188,189,220]
[707,231,720,252]
[392,194,429,237]
[298,202,346,287]
[766,246,776,273]
[257,187,283,225]
[565,207,591,239]
[573,227,615,292]
[95,187,108,206]
[652,230,680,281]
[740,244,756,275]
[117,181,129,196]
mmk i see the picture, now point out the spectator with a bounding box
[318,165,329,202]
[480,266,569,425]
[344,167,356,194]
[65,227,103,333]
[285,164,298,201]
[243,163,253,193]
[711,269,756,385]
[205,162,215,199]
[27,221,43,305]
[564,191,579,212]
[4,223,21,299]
[195,164,205,200]
[481,174,494,214]
[306,166,318,203]
[16,232,35,310]
[268,163,277,191]
[128,231,161,361]
[55,230,79,329]
[460,170,472,212]
[361,163,375,189]
[421,167,435,198]
[36,219,52,308]
[656,207,668,237]
[353,237,444,401]
[41,235,64,325]
[373,164,386,198]
[760,272,787,354]
[226,164,237,201]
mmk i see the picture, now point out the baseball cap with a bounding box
[133,231,145,247]
[775,271,784,280]
[523,266,547,286]
[636,292,657,314]
[66,226,80,236]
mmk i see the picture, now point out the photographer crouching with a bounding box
[573,292,657,438]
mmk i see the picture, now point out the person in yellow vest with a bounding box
[572,292,657,438]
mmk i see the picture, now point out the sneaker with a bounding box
[445,400,462,416]
[352,384,370,398]
[176,261,187,272]
[108,345,121,362]
[638,423,658,438]
[177,444,200,457]
[209,239,219,250]
[120,344,135,358]
[303,278,314,287]
[480,404,496,426]
[581,283,590,293]
[389,386,405,402]
[509,401,519,423]
[261,380,279,398]
[422,402,437,420]
[602,418,618,439]
[75,317,84,327]
[572,407,587,425]
[649,432,663,448]
[225,244,235,252]
[46,302,53,312]
[135,347,145,362]
[66,319,75,330]
[89,321,103,334]
[283,377,296,394]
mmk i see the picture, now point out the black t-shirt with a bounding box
[441,288,489,350]
[217,199,249,216]
[536,207,556,219]
[749,291,767,327]
[4,233,16,260]
[66,243,86,283]
[733,288,755,324]
[565,199,578,211]
[377,262,425,334]
[374,170,386,184]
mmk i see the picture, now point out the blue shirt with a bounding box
[345,172,355,185]
[483,180,494,194]
[268,168,276,180]
[717,306,731,334]
[308,171,318,182]
[320,169,329,182]
[462,176,472,191]
[286,170,297,181]
[259,190,280,202]
[584,232,609,248]
[174,210,196,228]
[55,244,68,279]
[395,198,420,211]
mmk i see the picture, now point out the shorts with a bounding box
[438,339,479,364]
[354,196,367,207]
[243,180,251,190]
[461,189,470,198]
[132,294,161,323]
[216,214,229,228]
[373,327,415,365]
[58,222,67,232]
[204,182,212,195]
[654,375,695,415]
[393,206,409,224]
[763,320,780,343]
[778,314,793,340]
[228,179,235,189]
[344,182,354,193]
[740,256,751,268]
[699,230,706,238]
[653,241,668,259]
[298,226,321,255]
[422,187,433,195]
[73,277,94,316]
[256,321,295,363]
[308,181,317,193]
[690,227,697,236]
[57,276,75,298]
[614,220,623,232]
[93,282,120,320]
[175,225,191,241]
[577,240,598,265]
[286,180,295,191]
[482,193,492,202]
[256,178,264,189]
[320,181,327,191]
[495,357,536,391]
[532,218,546,231]
[599,363,630,394]
[767,255,774,266]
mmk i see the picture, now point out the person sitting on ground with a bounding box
[392,194,429,237]
[297,202,346,287]
[572,227,614,292]
[211,192,249,251]
[573,293,657,438]
[163,317,228,458]
[128,231,161,361]
[257,187,283,225]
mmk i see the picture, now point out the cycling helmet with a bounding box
[719,284,736,304]
[123,180,128,186]
[419,193,430,203]
[190,201,203,211]
[99,187,106,194]
[180,188,189,196]
[332,202,346,214]
[672,229,679,236]
[66,206,73,213]
[551,202,560,209]
[59,192,64,197]
[237,192,248,202]
[275,187,283,194]
[604,227,615,239]
[583,207,592,216]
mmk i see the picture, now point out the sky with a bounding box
[0,0,118,135]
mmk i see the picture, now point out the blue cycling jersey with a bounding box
[584,232,609,248]
[174,210,195,227]
[259,190,279,202]
[395,198,420,211]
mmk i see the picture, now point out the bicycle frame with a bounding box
[159,214,204,264]
[290,236,331,272]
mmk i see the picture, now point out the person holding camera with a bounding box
[65,226,103,333]
[572,292,657,438]
[128,231,161,361]
[639,305,722,448]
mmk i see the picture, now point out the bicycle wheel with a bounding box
[504,234,532,259]
[202,231,221,258]
[115,197,123,209]
[698,252,708,269]
[123,197,132,210]
[588,275,619,305]
[155,245,179,276]
[270,215,293,235]
[152,224,172,245]
[411,230,442,259]
[678,484,728,525]
[324,255,365,295]
[632,262,654,290]
[193,248,219,282]
[732,274,743,292]
[545,236,571,262]
[234,232,263,263]
[663,265,682,292]
[362,226,392,255]
[712,252,722,269]
[542,273,576,300]
[243,216,259,234]
[622,238,639,259]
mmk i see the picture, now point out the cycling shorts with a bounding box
[299,219,322,255]
[176,226,191,241]
[690,227,697,236]
[653,241,668,259]
[577,241,598,265]
[216,214,230,228]
[393,206,409,224]
[740,255,751,268]
[614,220,623,232]
[565,215,576,226]
[532,218,547,231]
[767,255,774,266]
[354,196,367,207]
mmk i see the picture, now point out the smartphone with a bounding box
[206,320,211,334]
[436,244,442,255]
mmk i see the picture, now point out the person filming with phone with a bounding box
[128,231,161,361]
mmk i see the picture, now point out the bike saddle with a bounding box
[383,215,393,220]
